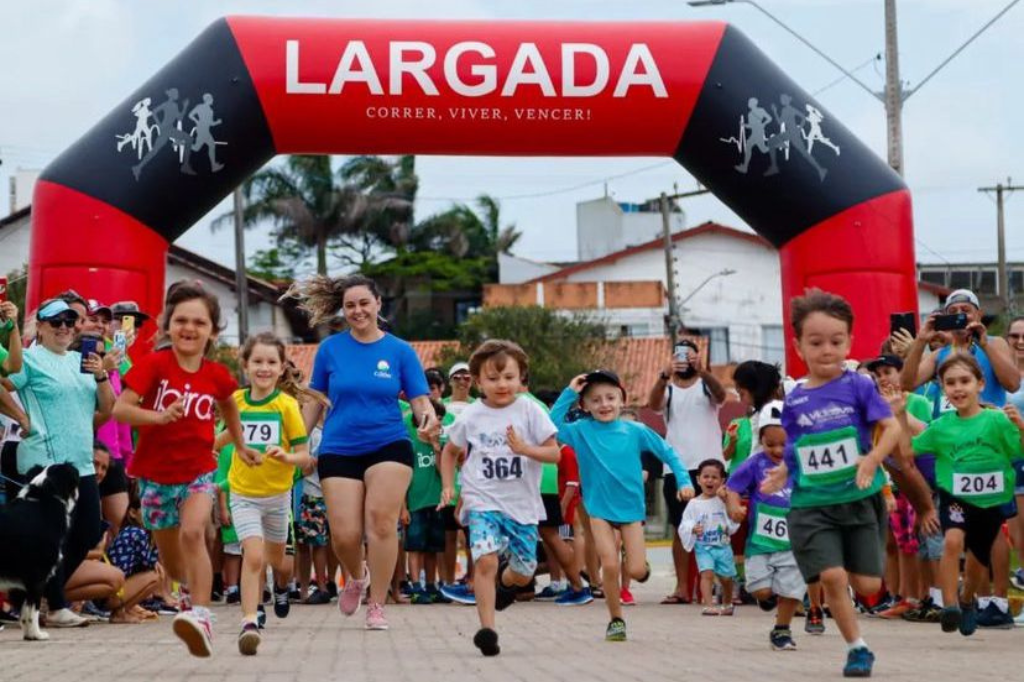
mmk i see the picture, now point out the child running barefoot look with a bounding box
[761,290,900,679]
[897,354,1024,636]
[114,282,256,657]
[551,370,693,642]
[680,460,739,615]
[726,401,808,650]
[439,340,560,657]
[219,333,314,656]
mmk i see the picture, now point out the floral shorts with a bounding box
[138,471,217,531]
[888,493,919,556]
[296,494,329,547]
[466,510,538,577]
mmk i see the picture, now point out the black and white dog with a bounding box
[0,463,79,641]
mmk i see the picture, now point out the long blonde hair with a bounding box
[282,274,381,328]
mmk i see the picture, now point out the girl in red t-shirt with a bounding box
[114,282,254,658]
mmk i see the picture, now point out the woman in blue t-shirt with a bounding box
[291,275,439,631]
[6,298,116,628]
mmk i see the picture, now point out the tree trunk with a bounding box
[317,229,328,276]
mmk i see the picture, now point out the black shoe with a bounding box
[211,574,224,602]
[263,588,271,604]
[304,589,332,605]
[758,595,779,613]
[473,627,500,656]
[0,609,19,622]
[495,558,518,611]
[273,585,291,619]
[225,589,241,605]
[289,586,302,603]
[326,581,338,599]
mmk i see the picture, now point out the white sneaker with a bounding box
[45,608,90,628]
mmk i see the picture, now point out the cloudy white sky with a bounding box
[1,0,1022,274]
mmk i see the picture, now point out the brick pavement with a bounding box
[2,569,1020,682]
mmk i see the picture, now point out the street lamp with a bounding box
[678,268,737,313]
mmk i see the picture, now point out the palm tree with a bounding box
[411,194,521,268]
[214,155,413,276]
[337,155,418,256]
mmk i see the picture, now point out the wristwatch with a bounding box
[95,371,110,383]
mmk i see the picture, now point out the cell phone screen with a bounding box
[889,312,916,337]
[79,337,101,373]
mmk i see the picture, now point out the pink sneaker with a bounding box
[172,609,213,657]
[339,577,368,617]
[365,602,389,630]
[620,587,636,606]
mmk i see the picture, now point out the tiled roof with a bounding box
[285,336,733,408]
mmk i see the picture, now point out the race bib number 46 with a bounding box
[953,471,1004,498]
[795,431,861,486]
[752,504,790,551]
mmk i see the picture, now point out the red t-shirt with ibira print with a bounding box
[124,349,237,485]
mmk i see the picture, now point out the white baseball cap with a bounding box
[758,400,784,433]
[448,362,470,378]
[945,289,980,310]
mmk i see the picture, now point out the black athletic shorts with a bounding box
[539,493,564,528]
[662,469,701,528]
[440,504,461,531]
[98,458,129,497]
[938,490,1015,568]
[317,440,414,481]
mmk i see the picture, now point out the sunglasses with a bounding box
[45,316,78,329]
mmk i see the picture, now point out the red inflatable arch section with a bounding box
[31,18,915,370]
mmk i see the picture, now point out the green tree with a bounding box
[439,306,611,394]
[333,154,419,265]
[412,194,521,277]
[2,265,27,327]
[246,244,304,282]
[216,155,413,276]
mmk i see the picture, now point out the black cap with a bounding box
[110,300,151,323]
[866,354,903,372]
[582,369,626,398]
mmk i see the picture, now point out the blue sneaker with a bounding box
[555,586,594,606]
[843,647,875,678]
[440,583,476,605]
[976,602,1014,630]
[535,585,562,601]
[959,600,978,636]
[410,587,432,605]
[1010,568,1024,592]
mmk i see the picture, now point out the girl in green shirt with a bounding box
[897,354,1024,637]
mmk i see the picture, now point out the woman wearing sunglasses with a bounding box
[5,298,116,628]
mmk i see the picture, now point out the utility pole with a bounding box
[883,0,904,176]
[233,187,249,347]
[658,188,711,342]
[978,181,1024,314]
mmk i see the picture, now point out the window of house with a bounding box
[975,270,996,295]
[949,271,971,290]
[761,325,785,367]
[1011,270,1024,295]
[920,270,946,287]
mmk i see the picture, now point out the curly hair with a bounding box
[281,274,381,328]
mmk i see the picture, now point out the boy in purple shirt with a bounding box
[727,400,818,651]
[762,290,901,679]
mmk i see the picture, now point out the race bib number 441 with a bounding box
[795,429,861,486]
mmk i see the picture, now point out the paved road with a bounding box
[2,556,1021,682]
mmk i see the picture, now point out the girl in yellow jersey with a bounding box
[215,332,317,656]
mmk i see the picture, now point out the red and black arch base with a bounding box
[31,17,914,370]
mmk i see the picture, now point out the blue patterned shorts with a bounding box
[138,471,217,531]
[467,510,538,577]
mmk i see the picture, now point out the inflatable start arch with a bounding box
[31,18,915,369]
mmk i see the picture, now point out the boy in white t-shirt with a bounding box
[439,340,560,658]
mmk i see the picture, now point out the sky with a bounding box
[2,0,1022,276]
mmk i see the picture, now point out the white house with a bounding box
[0,206,296,344]
[575,196,685,262]
[495,218,948,367]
